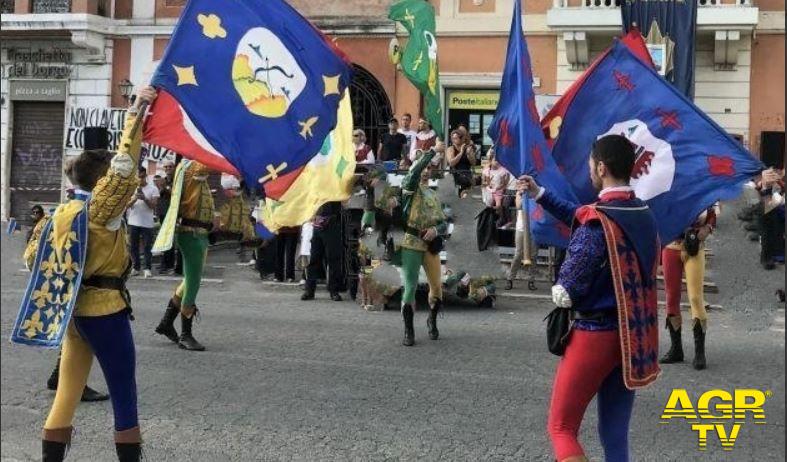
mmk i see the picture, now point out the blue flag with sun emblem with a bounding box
[147,0,352,192]
[487,0,577,247]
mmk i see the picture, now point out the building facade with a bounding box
[1,0,784,222]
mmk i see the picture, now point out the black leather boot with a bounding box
[115,443,141,462]
[155,299,180,343]
[692,319,707,370]
[659,317,684,364]
[401,304,415,346]
[115,427,141,462]
[42,440,68,462]
[179,311,205,351]
[42,427,72,462]
[427,299,441,340]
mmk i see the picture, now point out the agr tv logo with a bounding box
[660,389,772,451]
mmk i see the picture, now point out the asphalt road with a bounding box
[1,200,784,461]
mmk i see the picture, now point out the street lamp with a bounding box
[118,78,134,103]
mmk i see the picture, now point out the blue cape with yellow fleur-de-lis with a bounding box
[10,193,90,348]
[145,0,353,194]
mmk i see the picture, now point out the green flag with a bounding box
[388,0,444,138]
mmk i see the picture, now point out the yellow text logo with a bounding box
[661,388,772,451]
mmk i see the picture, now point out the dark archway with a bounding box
[349,64,392,154]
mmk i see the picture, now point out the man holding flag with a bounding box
[491,3,661,460]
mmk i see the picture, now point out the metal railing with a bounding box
[553,0,753,7]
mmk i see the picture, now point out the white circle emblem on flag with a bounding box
[231,27,307,118]
[601,120,675,201]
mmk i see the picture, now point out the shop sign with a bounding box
[9,79,67,101]
[447,90,500,111]
[5,48,74,79]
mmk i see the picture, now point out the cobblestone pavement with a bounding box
[1,200,784,461]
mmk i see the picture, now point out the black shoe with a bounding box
[427,300,441,340]
[401,304,415,346]
[330,293,343,302]
[744,222,760,232]
[115,443,141,462]
[42,440,68,462]
[178,312,205,351]
[762,259,776,270]
[81,386,109,402]
[748,232,760,241]
[528,281,537,291]
[659,318,684,364]
[155,299,180,343]
[504,280,513,290]
[692,320,706,370]
[301,290,315,301]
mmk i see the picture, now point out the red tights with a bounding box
[547,329,635,462]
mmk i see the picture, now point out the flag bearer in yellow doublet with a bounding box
[154,158,218,351]
[24,87,157,462]
[217,173,257,262]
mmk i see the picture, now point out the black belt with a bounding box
[180,218,213,231]
[82,275,126,291]
[82,273,134,319]
[570,309,617,321]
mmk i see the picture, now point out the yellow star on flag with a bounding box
[323,75,341,96]
[197,13,227,39]
[173,65,198,86]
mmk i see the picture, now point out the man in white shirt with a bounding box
[126,166,160,277]
[398,112,418,156]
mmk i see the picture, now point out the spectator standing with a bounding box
[275,226,301,282]
[378,118,409,163]
[505,190,537,291]
[759,168,785,269]
[446,129,476,198]
[398,113,418,154]
[157,160,177,274]
[482,150,510,210]
[127,167,160,278]
[302,201,345,302]
[26,205,46,244]
[409,118,438,163]
[353,129,375,164]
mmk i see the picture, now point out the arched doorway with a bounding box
[349,64,392,154]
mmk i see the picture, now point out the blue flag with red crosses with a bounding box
[542,40,764,245]
[487,0,577,247]
[146,0,352,194]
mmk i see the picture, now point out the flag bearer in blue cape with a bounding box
[519,135,660,462]
[11,87,158,462]
[24,209,110,403]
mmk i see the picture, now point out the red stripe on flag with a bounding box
[143,90,239,175]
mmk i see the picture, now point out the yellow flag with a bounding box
[261,92,356,233]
